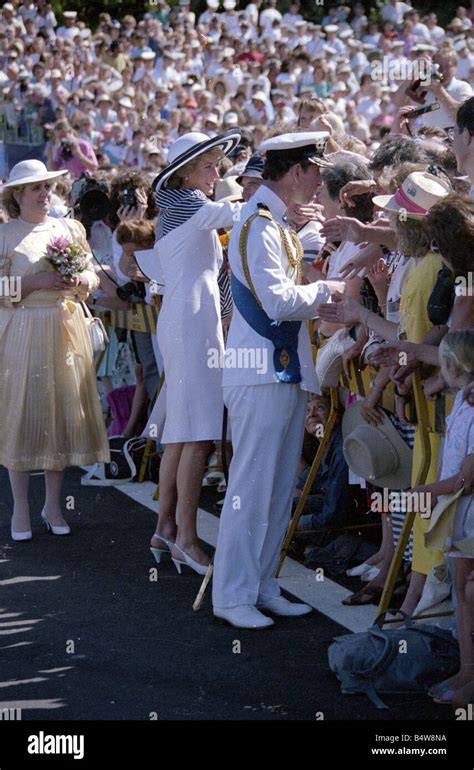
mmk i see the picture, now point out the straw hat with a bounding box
[342,401,413,490]
[425,488,474,556]
[372,171,451,220]
[152,129,241,191]
[0,160,67,190]
[424,488,463,553]
[214,175,243,202]
[315,327,354,389]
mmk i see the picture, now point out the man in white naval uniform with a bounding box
[212,133,342,629]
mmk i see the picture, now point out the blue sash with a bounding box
[231,272,302,383]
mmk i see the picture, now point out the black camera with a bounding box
[72,175,111,224]
[118,186,137,208]
[116,280,146,303]
[61,138,75,161]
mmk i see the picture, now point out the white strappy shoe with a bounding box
[150,534,175,564]
[171,544,210,575]
[41,510,71,536]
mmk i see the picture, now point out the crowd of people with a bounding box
[0,0,473,711]
[0,1,474,176]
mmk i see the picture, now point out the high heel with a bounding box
[150,534,175,565]
[11,525,32,542]
[41,510,71,536]
[171,557,184,574]
[150,547,168,564]
[171,544,210,576]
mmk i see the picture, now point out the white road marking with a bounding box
[114,480,377,633]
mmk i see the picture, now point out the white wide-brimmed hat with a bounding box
[372,171,451,221]
[315,326,354,389]
[152,129,241,191]
[342,401,413,490]
[0,160,68,190]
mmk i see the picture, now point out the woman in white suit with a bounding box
[145,131,241,574]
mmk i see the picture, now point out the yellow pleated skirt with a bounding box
[0,294,110,472]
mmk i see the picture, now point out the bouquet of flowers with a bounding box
[45,236,88,277]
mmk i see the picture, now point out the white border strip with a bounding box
[115,480,377,633]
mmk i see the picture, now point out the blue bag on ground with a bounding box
[328,612,459,709]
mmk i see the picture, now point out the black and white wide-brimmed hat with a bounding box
[152,129,241,191]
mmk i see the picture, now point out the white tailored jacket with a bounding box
[223,185,331,391]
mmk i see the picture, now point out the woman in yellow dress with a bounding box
[0,160,110,540]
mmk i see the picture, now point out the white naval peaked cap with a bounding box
[207,0,219,7]
[259,131,329,159]
[223,0,236,8]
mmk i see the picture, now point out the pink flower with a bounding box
[49,236,71,252]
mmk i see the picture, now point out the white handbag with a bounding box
[80,301,109,354]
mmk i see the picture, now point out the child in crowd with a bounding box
[411,330,474,707]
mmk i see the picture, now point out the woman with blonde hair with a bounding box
[143,130,241,574]
[411,330,474,706]
[0,160,109,540]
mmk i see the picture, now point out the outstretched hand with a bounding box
[320,215,368,245]
[338,242,384,280]
[369,340,418,369]
[318,291,362,325]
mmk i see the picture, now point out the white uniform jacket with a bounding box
[223,185,330,392]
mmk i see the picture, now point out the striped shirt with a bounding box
[155,187,209,238]
[388,412,416,562]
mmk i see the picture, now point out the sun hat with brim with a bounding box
[152,129,241,192]
[0,160,68,190]
[134,247,165,285]
[214,175,243,202]
[372,171,451,221]
[342,401,413,490]
[315,327,354,389]
[424,488,464,554]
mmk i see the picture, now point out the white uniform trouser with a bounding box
[212,383,308,609]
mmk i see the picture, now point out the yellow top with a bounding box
[399,251,442,343]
